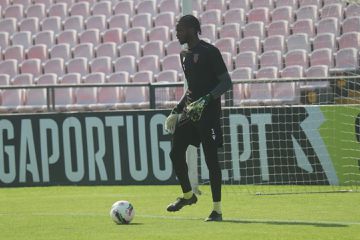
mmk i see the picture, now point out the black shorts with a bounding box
[175,108,223,148]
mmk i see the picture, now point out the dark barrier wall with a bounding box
[1,106,359,187]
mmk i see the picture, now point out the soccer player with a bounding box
[165,15,232,222]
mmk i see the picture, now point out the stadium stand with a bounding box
[0,0,358,111]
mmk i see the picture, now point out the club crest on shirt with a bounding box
[193,54,199,63]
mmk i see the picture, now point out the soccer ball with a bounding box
[110,200,135,224]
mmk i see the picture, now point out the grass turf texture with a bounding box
[0,186,359,240]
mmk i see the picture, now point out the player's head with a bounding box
[176,15,201,44]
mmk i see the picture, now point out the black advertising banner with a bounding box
[1,106,359,187]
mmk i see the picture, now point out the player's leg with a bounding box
[200,127,223,221]
[167,122,198,212]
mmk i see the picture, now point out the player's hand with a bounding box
[165,108,180,134]
[186,94,212,122]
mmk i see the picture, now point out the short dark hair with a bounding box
[178,15,202,34]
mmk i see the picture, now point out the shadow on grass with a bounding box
[221,219,348,228]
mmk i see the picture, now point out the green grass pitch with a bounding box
[0,185,359,240]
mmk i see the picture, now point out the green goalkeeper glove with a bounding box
[186,94,212,122]
[164,108,181,134]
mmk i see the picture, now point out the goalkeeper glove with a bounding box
[186,94,212,122]
[165,108,181,134]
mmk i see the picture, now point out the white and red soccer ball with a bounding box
[110,200,135,224]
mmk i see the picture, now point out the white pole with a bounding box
[181,0,201,195]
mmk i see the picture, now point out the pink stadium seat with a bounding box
[19,86,49,113]
[108,14,130,30]
[243,22,266,39]
[79,29,100,45]
[114,56,137,74]
[215,38,236,55]
[228,0,250,11]
[64,16,84,32]
[55,73,79,110]
[204,0,227,11]
[41,17,62,34]
[91,1,112,16]
[48,3,67,18]
[19,18,39,33]
[138,55,160,73]
[320,3,344,20]
[125,27,147,44]
[219,23,241,40]
[200,9,222,25]
[272,80,300,105]
[36,73,57,85]
[292,19,315,37]
[201,24,217,42]
[306,65,329,77]
[253,0,275,9]
[162,54,182,72]
[123,86,148,108]
[69,87,98,111]
[25,4,46,19]
[12,73,33,86]
[286,33,311,51]
[0,88,23,113]
[260,50,283,69]
[299,0,321,8]
[248,7,270,24]
[136,0,157,15]
[27,44,48,60]
[43,58,65,76]
[159,0,180,14]
[33,0,53,7]
[324,0,345,6]
[156,69,179,82]
[267,20,290,36]
[276,0,298,9]
[95,42,117,59]
[113,0,134,16]
[339,32,360,49]
[238,36,261,54]
[0,60,18,78]
[20,59,42,77]
[132,13,153,29]
[133,70,153,83]
[221,52,233,71]
[154,12,176,28]
[156,69,179,102]
[280,65,304,78]
[148,26,171,42]
[0,18,18,35]
[13,0,31,7]
[4,4,24,20]
[256,66,279,79]
[85,15,107,31]
[56,0,75,8]
[296,5,318,21]
[223,8,246,25]
[4,45,24,61]
[310,48,334,67]
[342,17,360,33]
[317,17,340,36]
[118,41,141,58]
[346,3,360,17]
[234,51,258,70]
[143,40,165,57]
[49,43,71,60]
[231,67,253,80]
[107,71,129,102]
[285,49,309,68]
[243,83,273,105]
[0,74,10,86]
[335,48,359,70]
[57,30,78,46]
[89,57,113,74]
[263,35,286,53]
[313,33,337,50]
[66,57,89,76]
[11,31,32,49]
[271,6,295,22]
[70,2,90,17]
[165,40,181,55]
[102,29,123,44]
[84,72,105,84]
[0,33,9,49]
[94,85,121,109]
[73,43,94,59]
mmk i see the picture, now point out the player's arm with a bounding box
[187,48,232,121]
